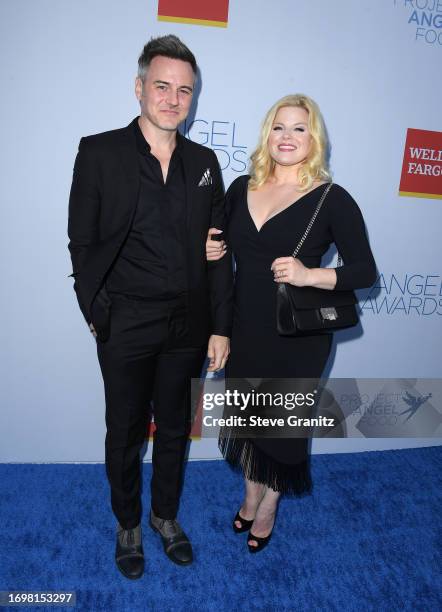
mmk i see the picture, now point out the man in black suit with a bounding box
[68,35,232,579]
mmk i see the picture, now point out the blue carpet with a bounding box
[0,447,441,612]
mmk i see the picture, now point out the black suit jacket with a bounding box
[68,119,233,343]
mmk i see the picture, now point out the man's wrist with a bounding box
[211,328,232,338]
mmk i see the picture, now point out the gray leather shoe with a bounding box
[115,523,144,579]
[149,510,193,566]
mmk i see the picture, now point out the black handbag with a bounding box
[276,183,359,336]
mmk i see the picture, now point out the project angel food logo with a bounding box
[342,380,442,437]
[399,129,442,199]
[181,119,247,173]
[360,272,442,316]
[157,0,229,27]
[394,0,442,45]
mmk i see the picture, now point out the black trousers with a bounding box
[97,293,206,529]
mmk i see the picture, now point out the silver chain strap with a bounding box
[291,182,342,267]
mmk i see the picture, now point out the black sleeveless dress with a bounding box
[219,176,376,494]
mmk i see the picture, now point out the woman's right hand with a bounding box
[206,227,227,261]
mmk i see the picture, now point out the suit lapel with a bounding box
[179,137,197,228]
[116,121,140,220]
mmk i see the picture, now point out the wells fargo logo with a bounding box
[399,128,442,200]
[157,0,229,28]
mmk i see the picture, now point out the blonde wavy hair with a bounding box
[249,94,331,191]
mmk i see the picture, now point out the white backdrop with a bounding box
[0,0,441,461]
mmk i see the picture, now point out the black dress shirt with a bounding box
[106,118,187,299]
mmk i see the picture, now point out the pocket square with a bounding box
[198,168,212,187]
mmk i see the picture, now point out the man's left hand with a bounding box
[207,335,230,372]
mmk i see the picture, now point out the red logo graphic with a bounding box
[157,0,229,28]
[147,387,204,440]
[399,128,442,200]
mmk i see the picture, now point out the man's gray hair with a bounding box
[137,34,197,80]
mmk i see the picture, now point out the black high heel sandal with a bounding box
[232,511,254,534]
[247,530,273,553]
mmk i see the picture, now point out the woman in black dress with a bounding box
[206,94,376,552]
